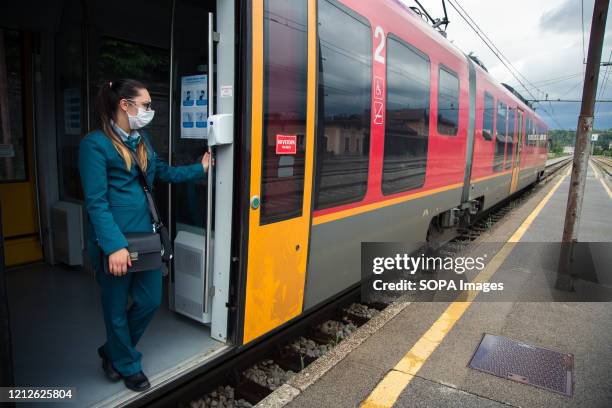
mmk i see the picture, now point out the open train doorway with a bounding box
[1,0,237,405]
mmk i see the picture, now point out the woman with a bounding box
[79,79,210,392]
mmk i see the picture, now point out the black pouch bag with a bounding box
[101,146,173,274]
[103,232,162,274]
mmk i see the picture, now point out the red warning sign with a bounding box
[276,134,297,154]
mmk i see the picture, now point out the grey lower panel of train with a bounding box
[471,173,513,211]
[517,167,541,191]
[303,165,544,311]
[303,186,462,310]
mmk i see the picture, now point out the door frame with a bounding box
[0,30,43,267]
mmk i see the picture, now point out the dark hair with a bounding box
[95,78,148,170]
[95,78,146,127]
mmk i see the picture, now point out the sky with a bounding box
[401,0,612,130]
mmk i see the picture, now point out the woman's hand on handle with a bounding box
[202,151,211,173]
[108,248,132,276]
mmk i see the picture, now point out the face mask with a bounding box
[127,108,155,129]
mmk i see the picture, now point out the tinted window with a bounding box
[529,118,537,146]
[314,0,371,210]
[493,101,506,172]
[525,117,532,146]
[260,0,308,223]
[482,92,494,141]
[382,36,430,195]
[505,108,515,169]
[539,126,547,149]
[437,67,459,135]
[0,30,27,183]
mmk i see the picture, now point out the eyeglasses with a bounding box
[126,99,153,111]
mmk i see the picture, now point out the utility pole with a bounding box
[562,0,608,243]
[558,0,608,286]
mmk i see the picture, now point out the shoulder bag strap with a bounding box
[126,148,162,230]
[126,146,174,262]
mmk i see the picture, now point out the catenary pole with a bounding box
[557,0,608,289]
[562,0,608,244]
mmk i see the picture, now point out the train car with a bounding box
[0,0,547,406]
[242,0,548,339]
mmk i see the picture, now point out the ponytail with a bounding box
[95,79,148,171]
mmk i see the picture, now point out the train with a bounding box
[0,0,548,405]
[237,0,548,346]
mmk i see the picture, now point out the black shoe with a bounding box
[122,371,150,392]
[97,346,121,382]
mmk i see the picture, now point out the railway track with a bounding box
[148,158,573,408]
[592,156,612,180]
[543,156,572,179]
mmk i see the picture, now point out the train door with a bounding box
[169,0,235,343]
[510,109,524,194]
[242,0,316,343]
[0,30,43,267]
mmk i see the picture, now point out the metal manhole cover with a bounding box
[468,333,573,397]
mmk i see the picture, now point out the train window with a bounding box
[525,117,532,146]
[382,36,430,195]
[260,0,308,224]
[314,0,372,210]
[538,124,543,148]
[437,66,459,136]
[539,126,546,149]
[493,101,506,172]
[482,92,494,141]
[505,108,515,169]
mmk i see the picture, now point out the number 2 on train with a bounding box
[374,26,385,64]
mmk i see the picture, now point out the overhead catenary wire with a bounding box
[520,72,582,87]
[560,79,585,99]
[527,99,612,103]
[446,0,545,96]
[445,0,565,129]
[526,72,609,103]
[581,0,587,67]
[595,49,612,116]
[510,72,584,94]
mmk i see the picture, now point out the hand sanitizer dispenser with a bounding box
[207,114,233,146]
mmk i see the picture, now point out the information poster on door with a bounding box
[63,88,81,135]
[180,75,208,139]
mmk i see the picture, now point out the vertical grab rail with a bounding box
[204,11,214,313]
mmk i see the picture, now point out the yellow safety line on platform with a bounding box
[360,171,569,408]
[590,161,612,200]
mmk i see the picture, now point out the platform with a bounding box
[269,162,612,408]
